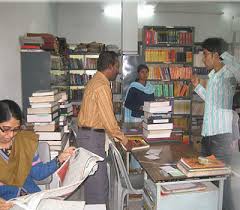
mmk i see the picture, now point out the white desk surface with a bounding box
[84,204,106,210]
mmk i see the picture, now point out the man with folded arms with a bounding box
[77,51,131,207]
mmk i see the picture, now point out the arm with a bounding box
[0,198,13,210]
[30,154,58,181]
[194,84,206,101]
[30,147,75,181]
[125,88,141,111]
[95,85,128,145]
[221,52,240,82]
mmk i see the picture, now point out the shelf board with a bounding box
[69,69,97,73]
[68,52,100,56]
[145,62,193,65]
[148,79,191,82]
[69,85,85,90]
[51,85,69,88]
[50,70,67,75]
[145,43,193,48]
[155,96,191,100]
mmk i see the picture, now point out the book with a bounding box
[30,101,59,108]
[36,129,64,140]
[144,112,172,119]
[144,118,169,124]
[29,93,62,103]
[161,182,206,195]
[143,105,172,113]
[27,104,59,114]
[143,128,172,139]
[10,147,103,210]
[144,101,170,107]
[143,122,173,130]
[34,122,57,132]
[179,155,225,170]
[121,136,150,151]
[27,111,59,123]
[177,161,231,177]
[177,156,231,177]
[32,89,58,97]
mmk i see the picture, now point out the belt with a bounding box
[81,126,105,133]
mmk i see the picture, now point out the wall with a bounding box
[57,2,240,46]
[56,2,122,46]
[0,2,57,106]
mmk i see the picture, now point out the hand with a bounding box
[121,136,128,146]
[123,141,133,152]
[58,147,76,163]
[0,198,13,210]
[191,74,200,88]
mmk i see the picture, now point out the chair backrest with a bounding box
[109,143,136,192]
[34,142,52,188]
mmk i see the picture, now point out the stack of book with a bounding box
[142,101,174,143]
[58,92,73,133]
[177,156,231,177]
[27,89,64,151]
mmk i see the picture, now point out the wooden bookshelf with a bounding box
[142,26,195,143]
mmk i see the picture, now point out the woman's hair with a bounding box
[0,100,23,124]
[135,64,149,81]
[137,64,149,73]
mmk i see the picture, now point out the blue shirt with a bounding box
[195,65,237,136]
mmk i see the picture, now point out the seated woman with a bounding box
[0,100,75,210]
[124,64,155,122]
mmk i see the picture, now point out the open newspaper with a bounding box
[10,147,103,210]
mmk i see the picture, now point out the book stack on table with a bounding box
[27,89,65,151]
[177,155,231,177]
[143,101,180,143]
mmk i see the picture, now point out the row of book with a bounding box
[145,48,193,63]
[26,89,73,151]
[144,29,193,45]
[192,67,208,75]
[51,56,65,70]
[69,89,84,101]
[152,82,190,97]
[70,73,92,86]
[148,65,192,80]
[50,74,69,86]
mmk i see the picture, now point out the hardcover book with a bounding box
[121,135,150,152]
[177,156,231,177]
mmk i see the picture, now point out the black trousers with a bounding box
[201,134,234,210]
[76,127,109,205]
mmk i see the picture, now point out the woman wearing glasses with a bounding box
[0,100,75,210]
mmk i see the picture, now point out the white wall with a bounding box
[56,2,122,46]
[57,2,240,46]
[0,2,57,106]
[138,14,233,43]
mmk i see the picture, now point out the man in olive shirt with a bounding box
[77,51,130,205]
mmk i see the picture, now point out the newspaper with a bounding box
[10,147,104,210]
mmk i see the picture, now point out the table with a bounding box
[84,204,106,210]
[131,143,228,210]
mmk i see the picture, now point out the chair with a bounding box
[34,142,52,190]
[108,143,144,210]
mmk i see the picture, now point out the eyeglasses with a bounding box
[0,126,21,135]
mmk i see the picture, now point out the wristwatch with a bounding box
[55,155,62,168]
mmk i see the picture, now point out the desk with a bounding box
[132,143,227,210]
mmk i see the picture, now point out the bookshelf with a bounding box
[142,26,195,143]
[66,53,98,117]
[50,55,70,97]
